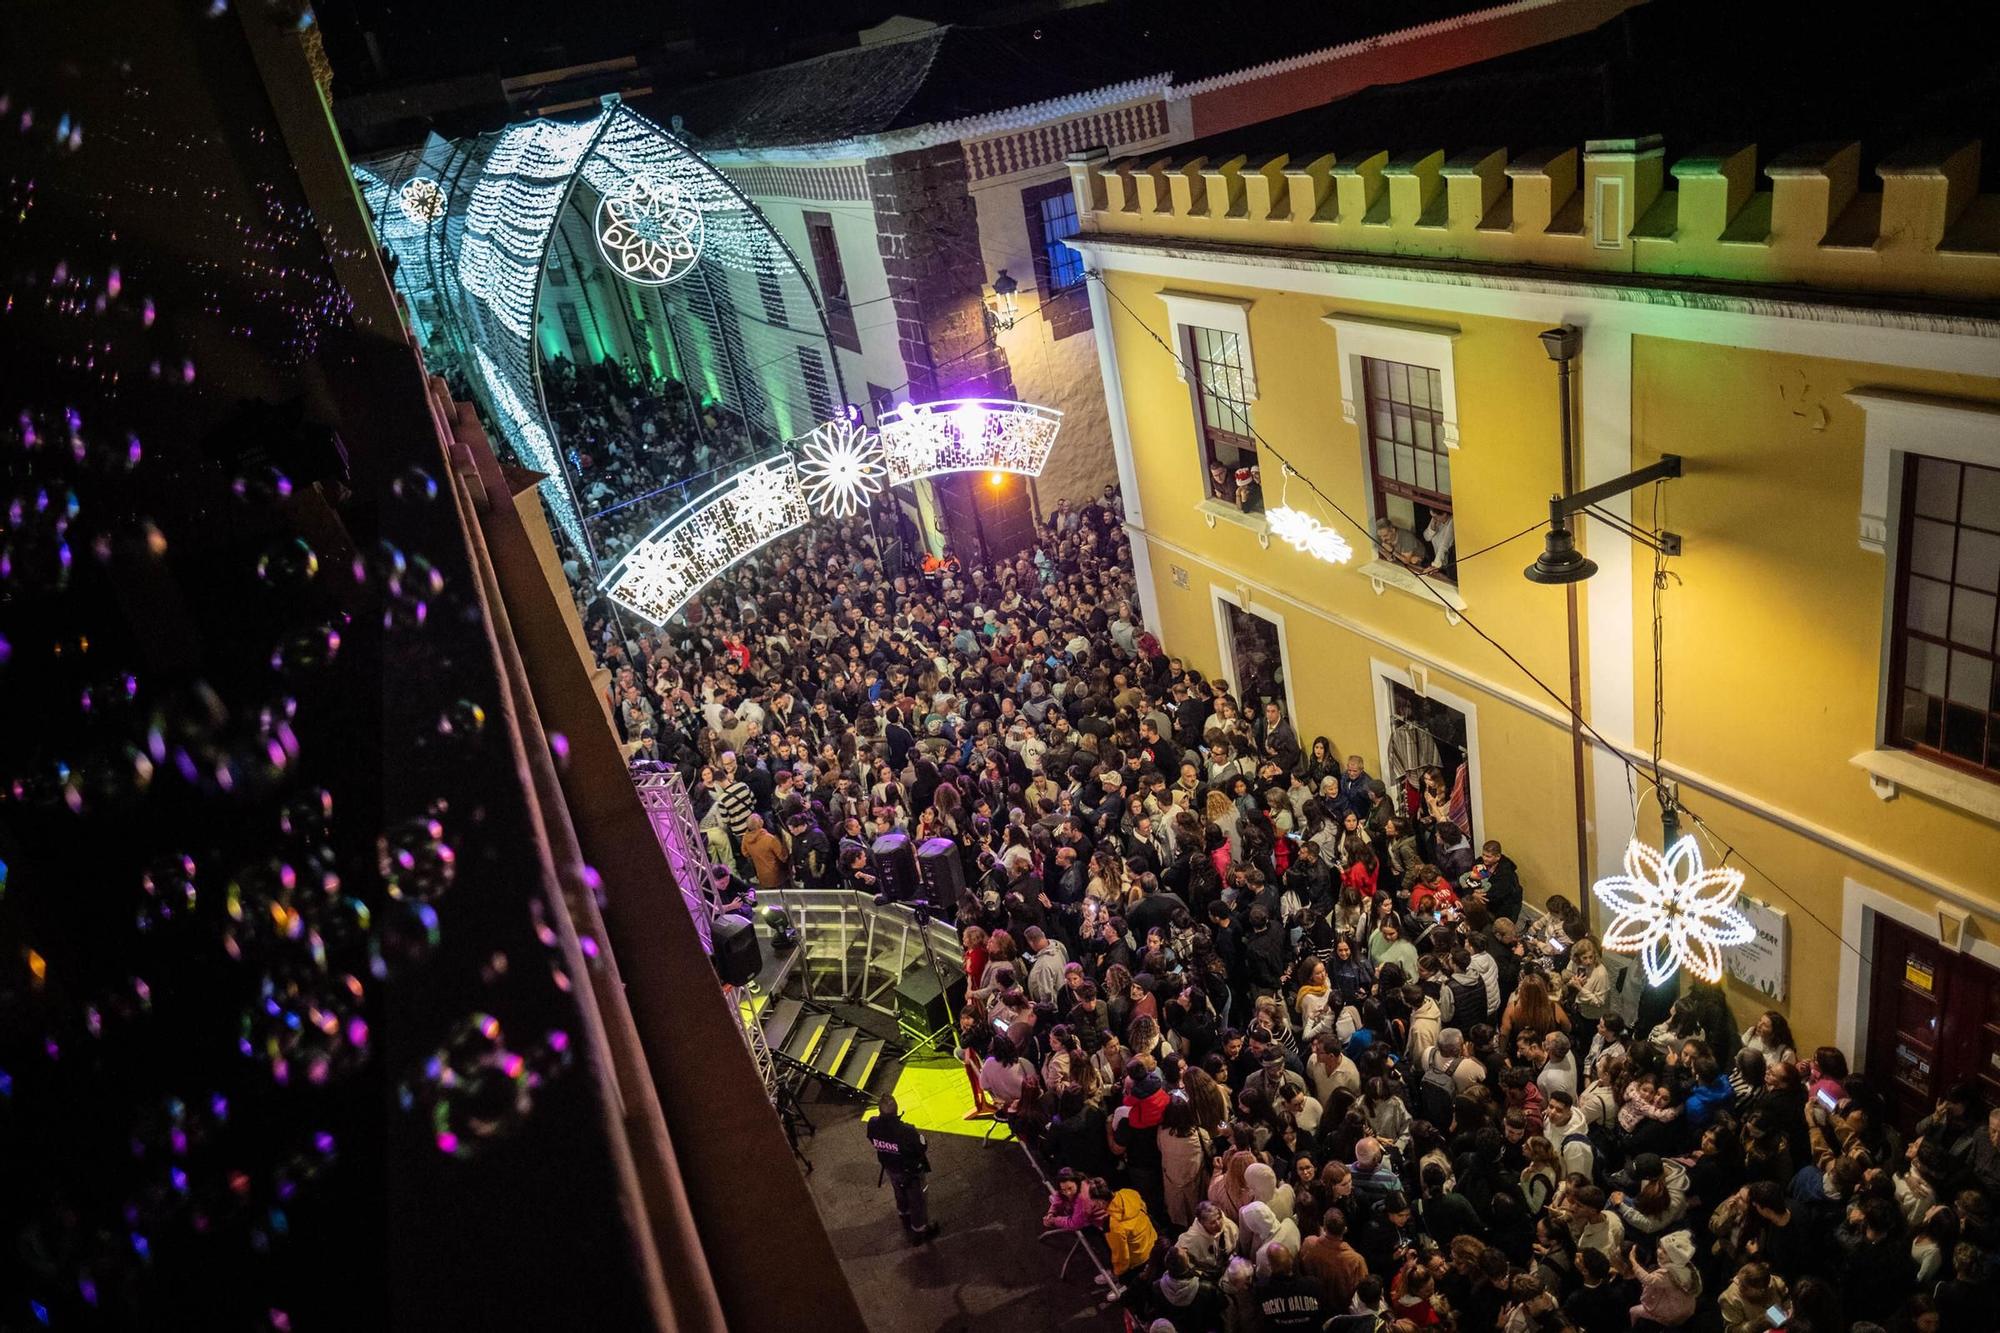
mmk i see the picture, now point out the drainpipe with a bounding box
[1539,324,1593,922]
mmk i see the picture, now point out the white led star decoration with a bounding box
[595,174,703,287]
[796,419,886,517]
[1593,836,1755,987]
[1266,505,1354,565]
[398,177,447,226]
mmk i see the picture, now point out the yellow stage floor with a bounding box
[868,1054,1000,1140]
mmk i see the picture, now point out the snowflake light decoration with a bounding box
[796,419,886,517]
[1265,505,1354,565]
[1593,836,1755,987]
[398,177,447,226]
[595,174,703,287]
[730,460,797,530]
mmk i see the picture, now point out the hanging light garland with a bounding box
[1592,835,1755,986]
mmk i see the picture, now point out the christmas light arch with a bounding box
[600,400,1064,625]
[354,100,846,559]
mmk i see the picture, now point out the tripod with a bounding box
[775,1074,816,1174]
[908,901,962,1058]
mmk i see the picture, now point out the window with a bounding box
[1189,326,1259,510]
[866,382,896,424]
[755,266,787,327]
[1021,179,1092,340]
[803,211,859,353]
[1888,455,2000,779]
[556,303,586,354]
[797,347,835,424]
[545,245,568,286]
[1363,355,1454,581]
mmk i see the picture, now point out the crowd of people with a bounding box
[553,362,1999,1332]
[542,351,773,564]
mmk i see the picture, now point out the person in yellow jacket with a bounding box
[1102,1183,1158,1286]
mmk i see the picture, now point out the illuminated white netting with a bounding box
[1266,505,1354,565]
[878,399,1063,485]
[473,346,582,547]
[1592,835,1756,986]
[601,456,813,624]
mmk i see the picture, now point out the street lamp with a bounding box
[1523,455,1685,583]
[987,268,1019,333]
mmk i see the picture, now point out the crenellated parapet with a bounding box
[1065,136,2000,301]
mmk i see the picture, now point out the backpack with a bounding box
[1417,1054,1461,1128]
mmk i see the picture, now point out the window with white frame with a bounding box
[1159,290,1260,517]
[1848,389,2000,818]
[1362,356,1455,582]
[1190,326,1260,510]
[1888,455,2000,780]
[1324,313,1462,587]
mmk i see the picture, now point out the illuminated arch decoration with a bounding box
[354,100,842,557]
[878,399,1062,484]
[600,400,1062,624]
[599,456,814,625]
[595,174,703,286]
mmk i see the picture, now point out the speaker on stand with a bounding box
[869,832,919,903]
[915,836,966,904]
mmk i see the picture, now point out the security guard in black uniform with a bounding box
[866,1095,940,1241]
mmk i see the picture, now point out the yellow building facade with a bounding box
[1064,135,2000,1066]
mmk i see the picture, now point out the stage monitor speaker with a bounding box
[870,831,918,903]
[916,836,965,904]
[893,964,966,1054]
[709,914,761,988]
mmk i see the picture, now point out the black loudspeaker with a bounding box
[916,836,965,904]
[870,832,919,903]
[710,914,762,987]
[894,964,966,1053]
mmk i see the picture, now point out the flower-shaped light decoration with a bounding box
[1265,505,1354,565]
[398,177,447,226]
[796,419,886,517]
[595,174,704,287]
[1593,836,1755,987]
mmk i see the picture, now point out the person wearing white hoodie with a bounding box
[1236,1200,1300,1279]
[1245,1160,1296,1223]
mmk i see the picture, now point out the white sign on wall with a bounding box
[1725,893,1789,1002]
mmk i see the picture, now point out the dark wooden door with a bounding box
[1868,915,2000,1132]
[1868,915,1950,1130]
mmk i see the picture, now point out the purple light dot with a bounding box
[314,1130,335,1155]
[547,1029,570,1053]
[434,1130,459,1155]
[347,1016,369,1047]
[579,935,599,959]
